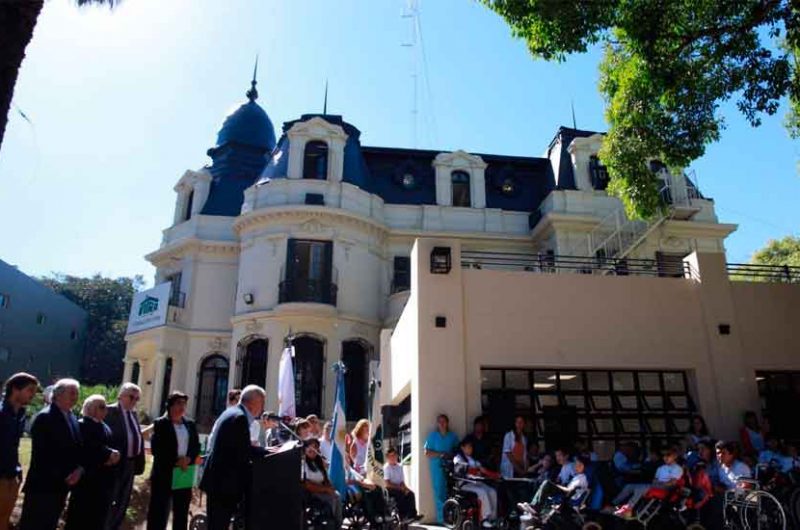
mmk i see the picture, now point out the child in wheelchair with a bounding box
[609,447,683,519]
[302,438,343,528]
[345,462,390,525]
[517,455,589,519]
[453,438,501,528]
[383,447,422,522]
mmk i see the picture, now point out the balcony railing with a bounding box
[279,278,338,305]
[727,263,800,283]
[461,251,691,278]
[168,291,186,308]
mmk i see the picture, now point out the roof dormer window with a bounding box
[182,190,194,221]
[451,170,471,207]
[303,140,328,180]
[589,155,609,191]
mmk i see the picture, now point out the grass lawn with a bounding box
[14,436,154,529]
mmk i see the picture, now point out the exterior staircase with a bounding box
[580,171,702,260]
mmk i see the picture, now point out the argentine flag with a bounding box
[329,363,348,497]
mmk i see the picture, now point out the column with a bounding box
[150,353,167,418]
[122,358,134,384]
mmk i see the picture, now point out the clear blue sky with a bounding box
[1,0,798,284]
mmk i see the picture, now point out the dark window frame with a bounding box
[392,256,411,294]
[451,170,471,207]
[303,140,329,180]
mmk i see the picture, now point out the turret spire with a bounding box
[246,54,259,102]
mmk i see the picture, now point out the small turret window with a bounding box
[303,140,329,180]
[451,170,471,207]
[183,190,194,221]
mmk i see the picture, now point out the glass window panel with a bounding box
[639,372,661,391]
[617,395,639,410]
[648,418,667,433]
[594,440,615,460]
[481,370,503,390]
[577,418,588,433]
[593,418,614,433]
[558,372,584,391]
[481,394,490,410]
[591,395,613,410]
[771,373,791,392]
[506,370,529,390]
[564,395,586,409]
[672,417,690,433]
[644,395,664,409]
[663,372,685,392]
[620,418,642,433]
[515,394,532,410]
[587,371,610,390]
[669,396,689,410]
[533,370,558,391]
[612,372,635,391]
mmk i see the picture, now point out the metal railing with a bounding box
[278,278,338,305]
[461,251,690,278]
[727,263,800,283]
[168,291,186,308]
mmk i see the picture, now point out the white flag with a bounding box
[278,345,296,418]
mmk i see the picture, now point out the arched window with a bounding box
[130,361,140,385]
[239,338,268,389]
[196,355,229,431]
[303,141,329,180]
[183,190,194,221]
[159,357,173,414]
[342,340,370,420]
[293,336,325,417]
[451,170,471,207]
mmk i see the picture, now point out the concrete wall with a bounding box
[0,260,87,383]
[389,239,800,522]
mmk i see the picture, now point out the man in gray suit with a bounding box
[105,383,145,530]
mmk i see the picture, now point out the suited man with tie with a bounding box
[65,395,120,530]
[19,378,83,530]
[105,382,145,530]
[200,385,267,530]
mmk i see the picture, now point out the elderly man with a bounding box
[104,382,145,530]
[0,373,39,530]
[200,384,267,530]
[19,378,83,530]
[65,395,120,530]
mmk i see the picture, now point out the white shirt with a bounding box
[453,454,480,475]
[558,461,576,485]
[654,463,683,483]
[173,422,189,457]
[320,437,332,461]
[249,420,261,445]
[718,460,751,490]
[302,460,325,484]
[384,462,405,485]
[566,473,588,497]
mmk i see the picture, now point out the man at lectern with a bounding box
[200,385,267,530]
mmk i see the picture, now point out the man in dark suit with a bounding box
[65,395,120,530]
[147,391,200,530]
[19,378,83,530]
[104,382,145,530]
[200,384,267,530]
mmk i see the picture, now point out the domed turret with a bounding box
[213,70,277,152]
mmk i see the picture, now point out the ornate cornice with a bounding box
[146,237,240,266]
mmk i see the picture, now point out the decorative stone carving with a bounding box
[245,319,263,333]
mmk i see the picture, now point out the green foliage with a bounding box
[483,0,799,219]
[751,235,800,267]
[25,383,119,418]
[40,274,143,385]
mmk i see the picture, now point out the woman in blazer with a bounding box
[147,391,200,530]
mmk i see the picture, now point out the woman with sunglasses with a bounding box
[65,394,120,530]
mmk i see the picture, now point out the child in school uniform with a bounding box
[518,456,589,516]
[612,447,684,518]
[383,447,421,522]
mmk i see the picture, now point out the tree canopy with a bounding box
[483,0,800,218]
[40,273,142,385]
[751,235,800,267]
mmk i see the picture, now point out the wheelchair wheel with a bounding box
[740,490,786,530]
[461,520,475,530]
[582,521,603,530]
[790,488,800,528]
[189,513,207,530]
[442,498,464,529]
[685,524,706,530]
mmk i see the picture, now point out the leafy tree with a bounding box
[483,0,800,218]
[751,235,800,267]
[40,274,142,385]
[0,1,119,154]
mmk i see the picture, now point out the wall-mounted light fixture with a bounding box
[243,293,254,305]
[430,247,452,274]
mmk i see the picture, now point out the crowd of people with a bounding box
[423,412,800,529]
[3,368,797,530]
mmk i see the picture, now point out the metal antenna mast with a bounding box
[401,0,420,148]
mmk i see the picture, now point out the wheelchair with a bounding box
[631,483,705,530]
[342,483,402,529]
[722,478,787,530]
[440,458,485,529]
[523,488,603,530]
[303,493,339,529]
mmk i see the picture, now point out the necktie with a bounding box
[126,410,141,457]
